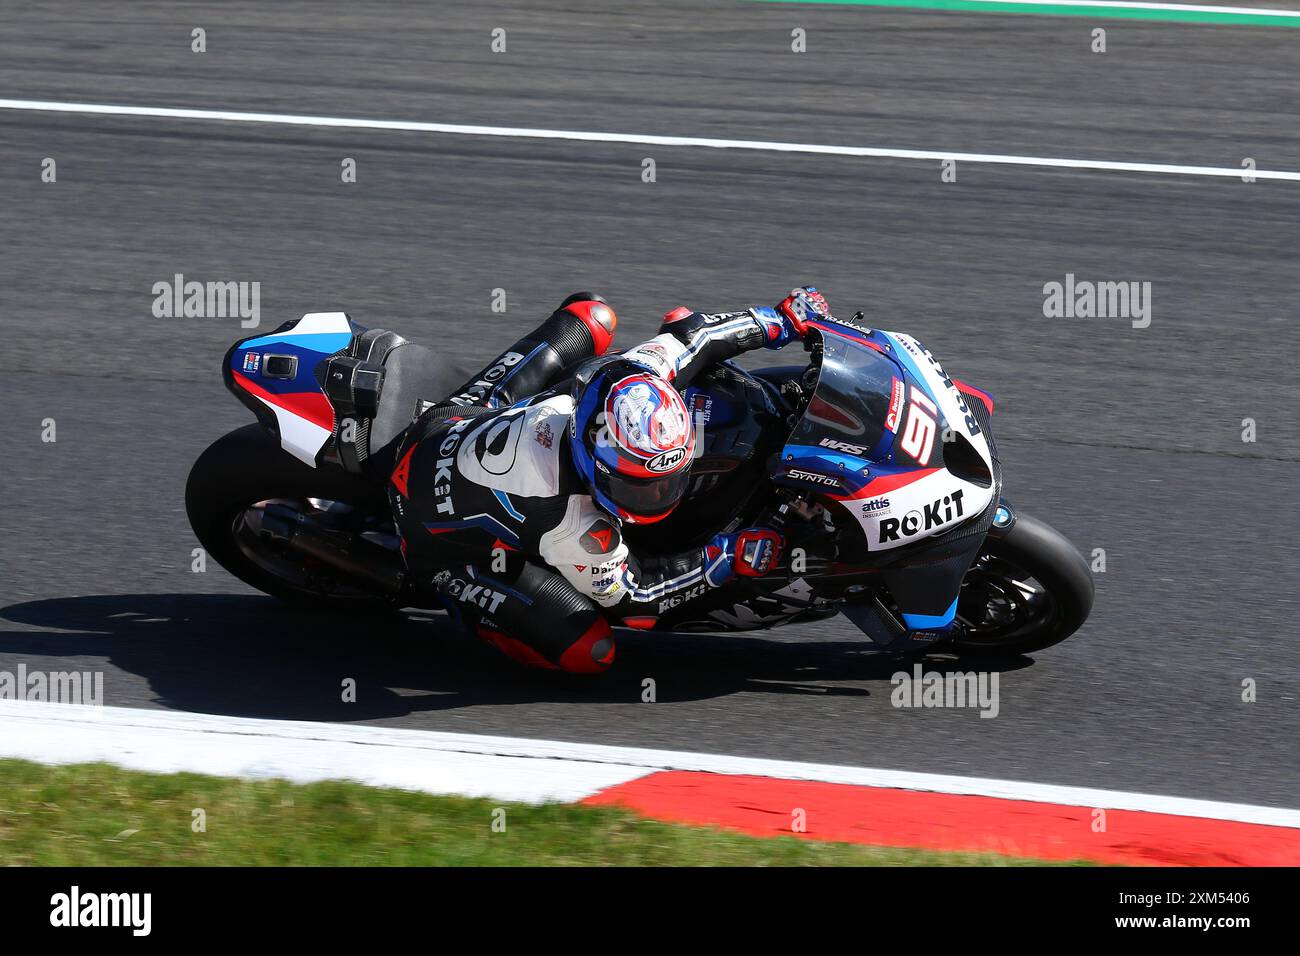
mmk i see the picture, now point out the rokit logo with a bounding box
[920,347,981,437]
[451,351,525,405]
[433,419,472,515]
[659,584,707,613]
[879,489,966,543]
[444,577,509,615]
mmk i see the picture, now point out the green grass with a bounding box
[0,758,1052,866]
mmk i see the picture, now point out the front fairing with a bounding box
[774,320,996,554]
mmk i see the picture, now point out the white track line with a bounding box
[2,700,1298,827]
[1,98,1297,182]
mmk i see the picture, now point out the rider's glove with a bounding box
[704,527,785,586]
[776,286,832,337]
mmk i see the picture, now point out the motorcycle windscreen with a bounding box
[785,330,902,464]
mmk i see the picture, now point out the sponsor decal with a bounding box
[647,447,687,473]
[535,419,554,449]
[450,351,525,405]
[627,344,673,377]
[884,377,904,432]
[471,411,526,476]
[433,419,472,516]
[443,576,508,615]
[911,340,981,438]
[860,497,891,516]
[241,351,260,374]
[818,437,867,456]
[827,315,875,337]
[898,335,924,358]
[787,468,840,488]
[460,584,508,615]
[659,584,707,613]
[690,393,713,425]
[582,521,619,554]
[390,443,416,499]
[878,489,966,543]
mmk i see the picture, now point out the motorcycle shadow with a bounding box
[0,593,1033,721]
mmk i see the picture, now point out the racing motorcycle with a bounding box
[186,310,1093,658]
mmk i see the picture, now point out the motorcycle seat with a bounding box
[365,340,469,473]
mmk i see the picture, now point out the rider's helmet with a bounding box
[570,358,695,524]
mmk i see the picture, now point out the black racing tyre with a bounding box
[951,513,1094,656]
[185,424,395,608]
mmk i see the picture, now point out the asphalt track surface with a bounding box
[1,2,1297,807]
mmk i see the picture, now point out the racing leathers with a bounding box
[388,293,811,672]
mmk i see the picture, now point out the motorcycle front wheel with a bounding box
[950,513,1094,656]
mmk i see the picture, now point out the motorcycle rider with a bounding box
[388,287,833,673]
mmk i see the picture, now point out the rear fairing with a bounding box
[223,312,360,466]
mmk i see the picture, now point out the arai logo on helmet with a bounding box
[646,447,687,473]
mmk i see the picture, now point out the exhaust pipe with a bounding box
[258,503,406,596]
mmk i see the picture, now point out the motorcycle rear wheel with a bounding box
[185,424,396,608]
